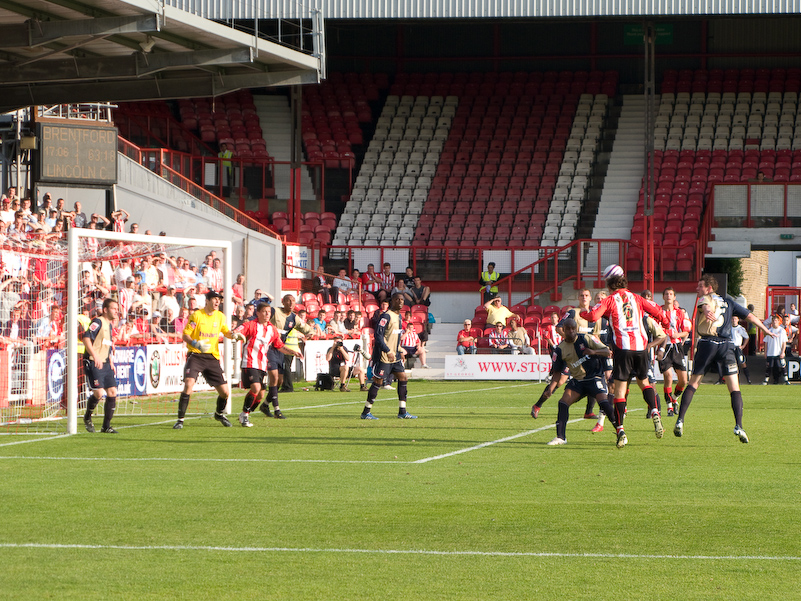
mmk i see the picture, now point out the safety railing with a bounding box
[117,136,281,239]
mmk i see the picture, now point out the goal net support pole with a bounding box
[66,229,233,435]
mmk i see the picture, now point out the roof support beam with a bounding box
[0,47,254,83]
[0,69,318,112]
[0,15,161,48]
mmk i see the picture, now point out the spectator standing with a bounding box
[111,208,129,232]
[207,257,223,293]
[782,313,798,357]
[72,202,88,228]
[764,315,789,385]
[113,258,133,293]
[158,285,180,320]
[730,315,752,384]
[480,262,499,303]
[118,276,136,323]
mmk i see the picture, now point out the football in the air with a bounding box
[602,264,624,279]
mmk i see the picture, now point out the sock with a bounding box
[556,401,569,440]
[614,398,627,431]
[268,386,278,407]
[642,386,657,414]
[675,386,684,400]
[102,396,116,430]
[216,395,227,414]
[177,392,190,420]
[242,392,255,413]
[664,385,673,400]
[597,399,615,428]
[655,392,662,414]
[85,395,100,419]
[363,383,379,414]
[678,385,696,421]
[743,366,751,381]
[398,380,408,403]
[584,397,596,416]
[731,390,744,428]
[534,390,549,408]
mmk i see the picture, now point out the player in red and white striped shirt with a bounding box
[658,288,691,415]
[580,270,673,447]
[233,302,302,427]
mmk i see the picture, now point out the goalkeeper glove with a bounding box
[233,332,246,342]
[189,339,212,352]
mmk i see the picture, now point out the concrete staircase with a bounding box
[405,322,461,380]
[592,95,649,240]
[253,94,316,202]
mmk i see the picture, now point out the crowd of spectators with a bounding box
[0,188,236,351]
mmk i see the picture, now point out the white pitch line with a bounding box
[0,434,72,448]
[0,456,402,464]
[0,542,797,562]
[413,418,581,463]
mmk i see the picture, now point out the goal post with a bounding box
[66,228,233,435]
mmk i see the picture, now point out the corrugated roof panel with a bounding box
[165,0,801,19]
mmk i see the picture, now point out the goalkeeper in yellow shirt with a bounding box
[174,290,245,429]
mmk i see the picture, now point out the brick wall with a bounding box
[740,251,770,318]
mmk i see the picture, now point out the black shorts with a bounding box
[402,345,419,356]
[267,347,285,374]
[565,377,608,399]
[83,358,116,390]
[184,352,226,387]
[371,359,405,380]
[692,338,738,377]
[612,347,651,382]
[241,368,267,388]
[658,344,687,373]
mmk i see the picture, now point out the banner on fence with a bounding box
[444,354,552,380]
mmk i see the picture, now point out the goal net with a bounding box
[0,228,232,435]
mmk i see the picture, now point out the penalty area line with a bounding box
[412,418,583,463]
[0,542,798,562]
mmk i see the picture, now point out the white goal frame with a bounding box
[66,228,233,434]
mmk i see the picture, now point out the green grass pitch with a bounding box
[1,380,799,600]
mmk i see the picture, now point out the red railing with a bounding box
[117,136,281,239]
[321,238,705,298]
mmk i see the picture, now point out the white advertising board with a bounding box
[302,339,367,379]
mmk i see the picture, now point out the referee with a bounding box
[174,290,245,429]
[82,298,120,434]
